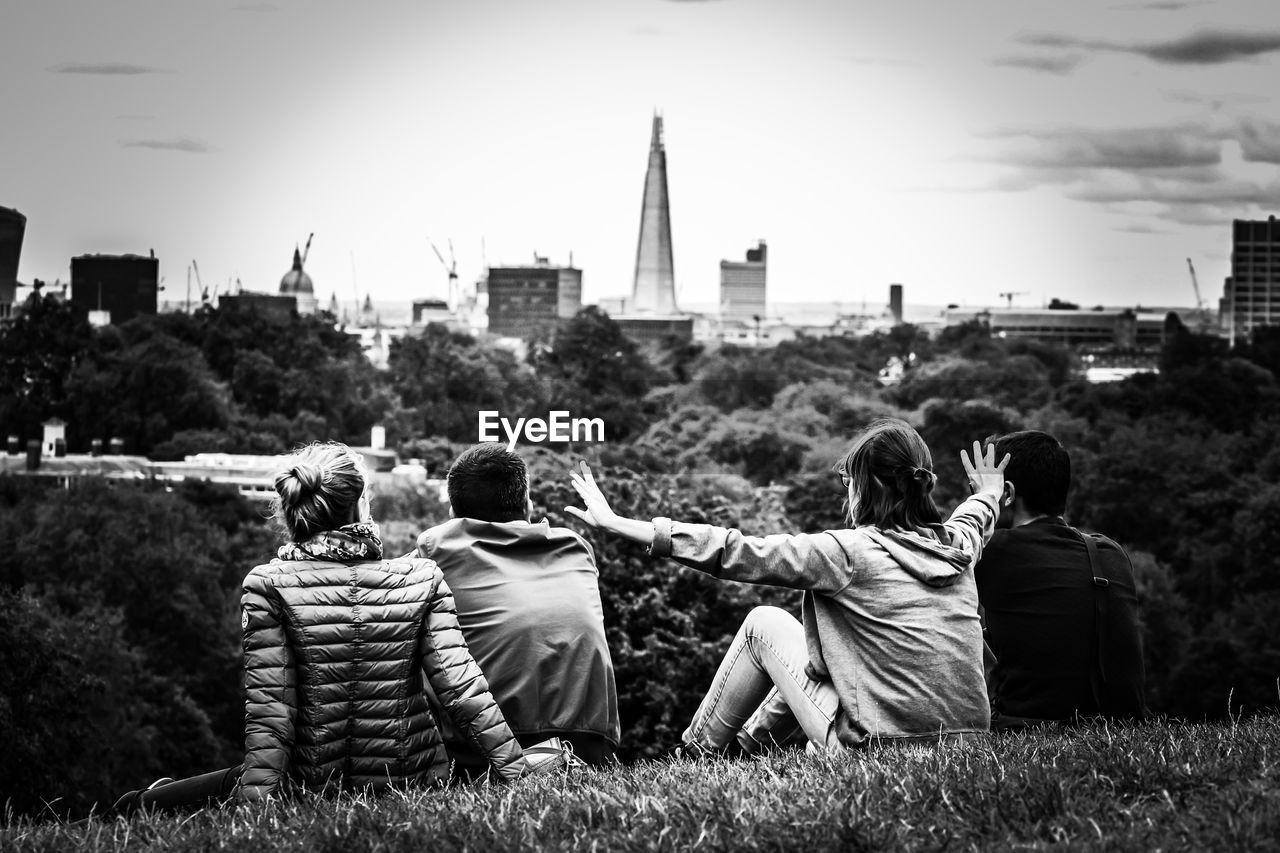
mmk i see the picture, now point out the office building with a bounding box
[889,283,904,326]
[943,306,1171,349]
[1220,215,1280,344]
[719,241,767,324]
[631,114,678,314]
[486,260,582,339]
[607,114,693,344]
[70,252,159,325]
[614,315,694,345]
[0,206,25,321]
[219,292,297,322]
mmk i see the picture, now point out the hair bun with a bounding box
[276,462,323,508]
[292,463,324,493]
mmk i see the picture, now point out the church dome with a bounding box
[280,247,314,295]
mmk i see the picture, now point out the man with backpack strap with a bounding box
[977,430,1147,727]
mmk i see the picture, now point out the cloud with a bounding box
[990,54,1083,75]
[1163,90,1269,112]
[49,62,161,75]
[841,56,919,67]
[1021,29,1280,65]
[121,138,213,153]
[1112,1,1212,10]
[969,122,1280,227]
[1141,30,1280,64]
[1236,120,1280,165]
[1064,176,1276,207]
[981,125,1220,170]
[1112,222,1167,235]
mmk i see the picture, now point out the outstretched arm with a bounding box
[565,461,854,593]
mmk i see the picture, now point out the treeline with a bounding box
[0,478,274,817]
[3,294,1280,816]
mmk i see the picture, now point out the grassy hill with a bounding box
[5,717,1279,852]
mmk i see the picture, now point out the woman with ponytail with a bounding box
[102,442,535,818]
[567,418,1009,753]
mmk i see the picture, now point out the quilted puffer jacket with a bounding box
[238,556,527,802]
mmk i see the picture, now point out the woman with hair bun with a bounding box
[103,442,535,816]
[568,418,1009,754]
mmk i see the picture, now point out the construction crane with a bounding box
[193,259,207,303]
[427,236,458,308]
[998,291,1029,308]
[1185,258,1213,333]
[1186,258,1205,309]
[300,232,314,271]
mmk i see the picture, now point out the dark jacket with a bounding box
[976,518,1147,723]
[415,518,620,755]
[239,555,527,801]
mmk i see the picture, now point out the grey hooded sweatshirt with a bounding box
[650,492,998,746]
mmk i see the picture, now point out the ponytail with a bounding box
[839,419,944,531]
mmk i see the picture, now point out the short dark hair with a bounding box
[446,444,529,523]
[838,418,943,530]
[989,430,1070,516]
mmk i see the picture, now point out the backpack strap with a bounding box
[1076,529,1111,713]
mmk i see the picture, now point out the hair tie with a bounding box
[912,467,936,492]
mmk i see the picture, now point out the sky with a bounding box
[3,0,1279,314]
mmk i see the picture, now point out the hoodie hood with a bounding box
[863,525,973,587]
[419,517,595,563]
[449,517,550,547]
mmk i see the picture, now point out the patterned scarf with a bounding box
[278,521,384,563]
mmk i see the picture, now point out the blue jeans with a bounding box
[683,606,843,753]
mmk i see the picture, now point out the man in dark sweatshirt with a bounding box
[977,430,1147,726]
[414,443,619,772]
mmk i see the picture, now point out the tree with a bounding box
[389,324,544,442]
[533,308,655,442]
[66,330,231,455]
[694,346,784,411]
[894,355,1052,412]
[0,293,97,446]
[0,476,273,816]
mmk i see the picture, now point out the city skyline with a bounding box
[3,0,1279,312]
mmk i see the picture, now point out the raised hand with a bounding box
[960,440,1010,498]
[565,462,657,547]
[565,462,617,530]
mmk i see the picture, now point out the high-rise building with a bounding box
[1220,216,1280,344]
[889,283,904,326]
[486,260,582,339]
[631,114,677,314]
[719,241,767,324]
[0,206,24,321]
[70,252,159,326]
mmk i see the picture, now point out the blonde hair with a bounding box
[272,442,368,541]
[838,418,943,530]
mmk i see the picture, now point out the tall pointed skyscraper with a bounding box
[630,114,677,314]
